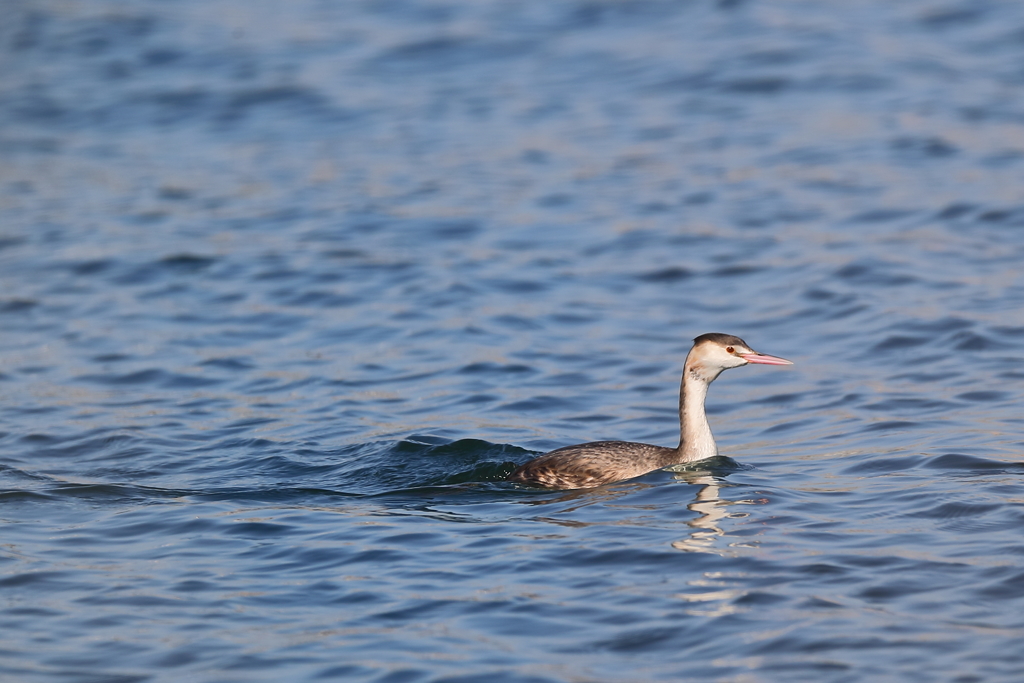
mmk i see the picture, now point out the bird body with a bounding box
[507,333,792,489]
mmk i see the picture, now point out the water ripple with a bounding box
[5,0,1024,681]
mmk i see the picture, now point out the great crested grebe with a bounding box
[507,333,792,489]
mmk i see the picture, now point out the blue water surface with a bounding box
[3,1,1024,681]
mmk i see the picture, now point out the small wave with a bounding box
[924,453,1024,473]
[332,437,529,495]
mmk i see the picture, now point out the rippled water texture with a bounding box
[3,1,1024,681]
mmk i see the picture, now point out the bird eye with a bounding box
[726,346,734,353]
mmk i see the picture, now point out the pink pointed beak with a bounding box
[740,352,793,366]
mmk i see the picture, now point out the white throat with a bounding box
[677,360,722,462]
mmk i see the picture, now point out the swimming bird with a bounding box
[507,333,792,489]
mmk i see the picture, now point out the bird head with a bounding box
[687,332,792,381]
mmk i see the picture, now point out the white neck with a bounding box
[676,357,722,462]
